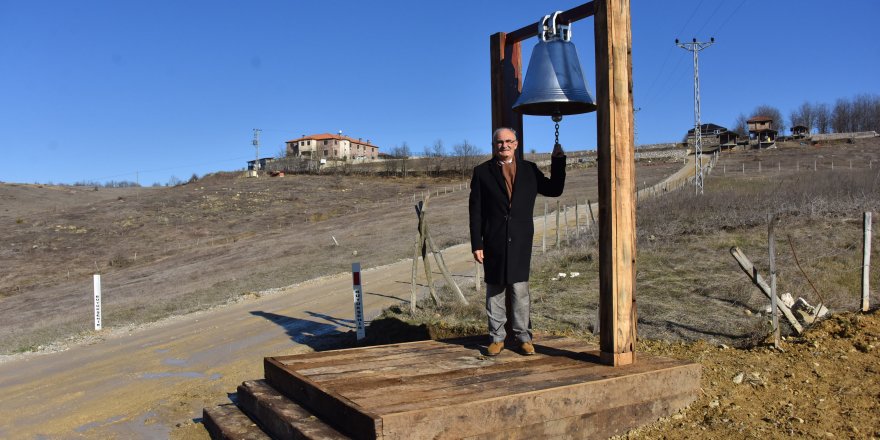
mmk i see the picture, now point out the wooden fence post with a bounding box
[575,198,580,238]
[863,211,873,312]
[423,222,468,305]
[563,204,569,244]
[768,214,780,348]
[555,200,561,247]
[475,261,482,295]
[588,199,597,241]
[730,246,804,334]
[543,201,547,253]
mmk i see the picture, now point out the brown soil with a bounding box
[626,309,880,439]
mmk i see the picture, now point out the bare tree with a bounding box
[732,113,748,135]
[392,142,412,178]
[829,94,880,133]
[789,101,815,133]
[431,139,445,176]
[814,102,831,134]
[832,98,852,133]
[852,93,880,132]
[422,145,433,176]
[452,140,479,178]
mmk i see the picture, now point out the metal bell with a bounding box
[513,12,596,117]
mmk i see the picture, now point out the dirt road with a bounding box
[0,158,694,439]
[0,243,475,438]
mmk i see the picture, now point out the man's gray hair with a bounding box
[492,127,518,142]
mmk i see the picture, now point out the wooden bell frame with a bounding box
[490,0,637,366]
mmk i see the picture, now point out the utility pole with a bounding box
[252,128,262,171]
[676,37,714,195]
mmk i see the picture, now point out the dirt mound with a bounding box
[627,309,880,438]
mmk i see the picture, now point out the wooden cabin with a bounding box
[791,125,809,139]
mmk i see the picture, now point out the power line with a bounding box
[692,1,725,38]
[640,0,707,105]
[676,37,715,195]
[710,0,748,37]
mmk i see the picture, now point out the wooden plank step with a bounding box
[264,336,702,439]
[203,404,271,440]
[237,380,349,440]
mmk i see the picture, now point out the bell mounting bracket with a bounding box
[539,11,572,42]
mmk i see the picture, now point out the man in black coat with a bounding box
[469,127,565,356]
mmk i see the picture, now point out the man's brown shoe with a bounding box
[487,341,504,356]
[520,341,536,356]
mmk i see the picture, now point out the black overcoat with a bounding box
[469,156,565,285]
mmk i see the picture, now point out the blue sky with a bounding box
[1,0,878,186]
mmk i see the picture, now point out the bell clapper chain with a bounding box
[553,112,563,148]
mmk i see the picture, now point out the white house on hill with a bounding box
[286,133,379,161]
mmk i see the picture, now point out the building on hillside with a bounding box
[286,133,380,161]
[719,131,740,149]
[747,116,777,147]
[791,125,809,138]
[685,123,729,149]
[247,157,276,171]
[747,116,773,133]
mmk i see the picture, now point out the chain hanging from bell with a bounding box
[513,11,596,147]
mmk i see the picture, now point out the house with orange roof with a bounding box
[285,132,380,161]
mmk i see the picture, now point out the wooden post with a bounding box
[588,199,597,241]
[424,223,468,305]
[595,0,636,366]
[768,214,780,348]
[543,201,547,253]
[556,200,561,248]
[730,247,804,334]
[564,204,569,245]
[411,226,420,314]
[475,261,482,295]
[863,211,873,312]
[575,198,580,238]
[415,200,440,306]
[489,32,525,160]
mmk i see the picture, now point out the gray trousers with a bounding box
[486,282,532,343]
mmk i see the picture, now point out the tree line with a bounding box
[732,93,880,136]
[388,139,483,178]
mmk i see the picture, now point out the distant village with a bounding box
[248,116,879,174]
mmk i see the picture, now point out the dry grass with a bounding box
[0,156,679,354]
[399,139,880,348]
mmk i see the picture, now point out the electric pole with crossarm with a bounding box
[676,37,714,195]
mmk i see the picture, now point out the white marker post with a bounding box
[351,263,366,340]
[93,274,102,331]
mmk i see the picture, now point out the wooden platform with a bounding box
[247,336,700,439]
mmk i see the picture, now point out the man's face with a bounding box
[493,129,518,161]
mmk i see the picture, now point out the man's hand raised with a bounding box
[551,143,565,158]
